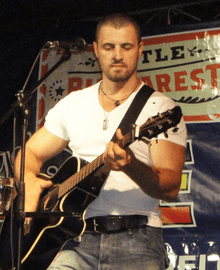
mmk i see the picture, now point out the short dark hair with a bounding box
[95,13,141,43]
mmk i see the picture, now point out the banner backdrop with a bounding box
[35,27,220,269]
[1,26,220,269]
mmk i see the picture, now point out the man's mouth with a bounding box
[111,63,126,68]
[110,60,126,67]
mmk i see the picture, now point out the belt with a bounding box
[85,215,148,234]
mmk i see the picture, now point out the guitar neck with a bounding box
[37,106,182,211]
[58,154,103,198]
[58,131,132,199]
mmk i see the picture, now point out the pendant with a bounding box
[103,118,109,130]
[114,100,120,107]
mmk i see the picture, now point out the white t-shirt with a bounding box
[45,81,187,227]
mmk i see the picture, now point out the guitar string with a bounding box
[38,125,141,208]
[38,154,104,210]
[37,127,144,209]
[37,131,135,209]
[37,110,175,210]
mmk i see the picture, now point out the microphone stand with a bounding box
[15,92,29,270]
[0,47,71,270]
[0,49,71,126]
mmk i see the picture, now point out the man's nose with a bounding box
[113,47,123,61]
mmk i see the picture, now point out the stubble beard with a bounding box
[105,65,138,83]
[101,56,139,83]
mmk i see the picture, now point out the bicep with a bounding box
[26,126,69,164]
[150,140,185,200]
[150,139,185,172]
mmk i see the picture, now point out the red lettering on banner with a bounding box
[184,114,220,121]
[38,97,45,129]
[86,79,94,88]
[190,69,205,90]
[41,64,49,78]
[175,71,188,91]
[141,76,154,88]
[85,79,102,87]
[141,63,220,94]
[68,77,83,93]
[40,83,46,96]
[38,97,45,120]
[155,74,172,92]
[206,63,220,89]
[38,84,46,129]
[159,205,193,225]
[42,51,50,62]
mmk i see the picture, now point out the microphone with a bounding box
[45,37,87,53]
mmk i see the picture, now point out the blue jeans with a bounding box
[47,225,167,270]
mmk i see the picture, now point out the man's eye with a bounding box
[104,45,113,50]
[123,45,132,50]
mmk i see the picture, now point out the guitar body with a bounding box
[0,106,182,269]
[36,156,107,237]
[0,156,108,269]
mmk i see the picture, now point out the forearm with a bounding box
[121,155,181,202]
[15,146,53,212]
[102,129,185,201]
[14,127,68,213]
[15,146,43,183]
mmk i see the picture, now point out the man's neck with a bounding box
[99,76,141,112]
[101,75,139,97]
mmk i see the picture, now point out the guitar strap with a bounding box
[95,84,155,194]
[111,84,155,142]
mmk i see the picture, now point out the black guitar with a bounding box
[1,106,182,267]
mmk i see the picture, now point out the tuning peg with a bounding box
[148,129,153,136]
[131,124,140,142]
[164,131,168,138]
[172,127,179,133]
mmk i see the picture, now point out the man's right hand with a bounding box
[24,176,53,213]
[23,176,53,234]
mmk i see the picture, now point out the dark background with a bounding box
[1,0,220,151]
[1,0,220,117]
[1,2,220,268]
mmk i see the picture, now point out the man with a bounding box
[15,13,186,269]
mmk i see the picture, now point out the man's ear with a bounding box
[138,41,144,59]
[93,41,98,58]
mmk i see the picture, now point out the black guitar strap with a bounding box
[111,84,155,142]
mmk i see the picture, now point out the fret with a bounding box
[57,154,105,199]
[52,106,182,204]
[57,134,133,199]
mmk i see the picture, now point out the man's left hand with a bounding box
[103,129,133,170]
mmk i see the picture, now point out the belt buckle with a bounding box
[93,218,101,233]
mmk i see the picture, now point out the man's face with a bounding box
[93,24,143,83]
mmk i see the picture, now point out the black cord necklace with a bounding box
[100,78,140,107]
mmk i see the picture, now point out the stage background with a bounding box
[1,16,220,270]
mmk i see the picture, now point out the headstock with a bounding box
[139,106,182,140]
